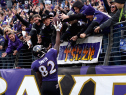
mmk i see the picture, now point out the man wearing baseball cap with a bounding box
[38,12,56,48]
[94,0,126,32]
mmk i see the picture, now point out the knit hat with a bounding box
[114,0,125,4]
[72,1,84,10]
[84,5,95,15]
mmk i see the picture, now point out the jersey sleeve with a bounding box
[48,48,57,58]
[31,61,39,72]
[93,15,103,24]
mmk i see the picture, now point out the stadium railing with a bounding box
[0,34,108,68]
[0,21,125,68]
[103,21,126,66]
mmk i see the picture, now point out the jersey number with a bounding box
[39,61,56,77]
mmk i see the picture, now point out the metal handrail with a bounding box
[2,20,126,68]
[103,21,126,65]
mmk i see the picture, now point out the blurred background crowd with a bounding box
[0,0,125,69]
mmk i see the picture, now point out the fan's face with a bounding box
[74,7,80,14]
[9,34,15,42]
[110,5,116,12]
[33,17,41,25]
[43,18,50,26]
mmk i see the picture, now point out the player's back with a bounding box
[31,48,58,81]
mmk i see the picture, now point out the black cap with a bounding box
[17,33,23,38]
[114,0,125,4]
[41,14,50,21]
[41,12,54,21]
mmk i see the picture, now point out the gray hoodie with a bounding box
[100,2,126,29]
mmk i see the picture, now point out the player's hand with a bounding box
[94,26,100,33]
[2,52,7,58]
[80,33,86,38]
[13,50,18,55]
[53,21,62,32]
[70,35,78,41]
[59,13,69,21]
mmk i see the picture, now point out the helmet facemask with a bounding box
[33,45,47,58]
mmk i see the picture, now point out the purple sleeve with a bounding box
[5,40,13,54]
[50,48,57,58]
[6,47,13,54]
[31,61,39,72]
[93,15,103,24]
[25,27,31,32]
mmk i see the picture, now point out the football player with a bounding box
[31,20,62,95]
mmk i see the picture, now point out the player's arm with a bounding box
[53,22,62,55]
[36,71,42,88]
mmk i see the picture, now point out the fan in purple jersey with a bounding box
[31,20,62,95]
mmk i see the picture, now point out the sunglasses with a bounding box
[5,31,8,33]
[111,6,115,8]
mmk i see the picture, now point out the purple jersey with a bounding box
[93,10,110,25]
[31,48,58,81]
[93,10,110,34]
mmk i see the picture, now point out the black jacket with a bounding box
[29,23,43,46]
[16,14,30,27]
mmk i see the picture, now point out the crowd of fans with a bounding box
[0,0,124,68]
